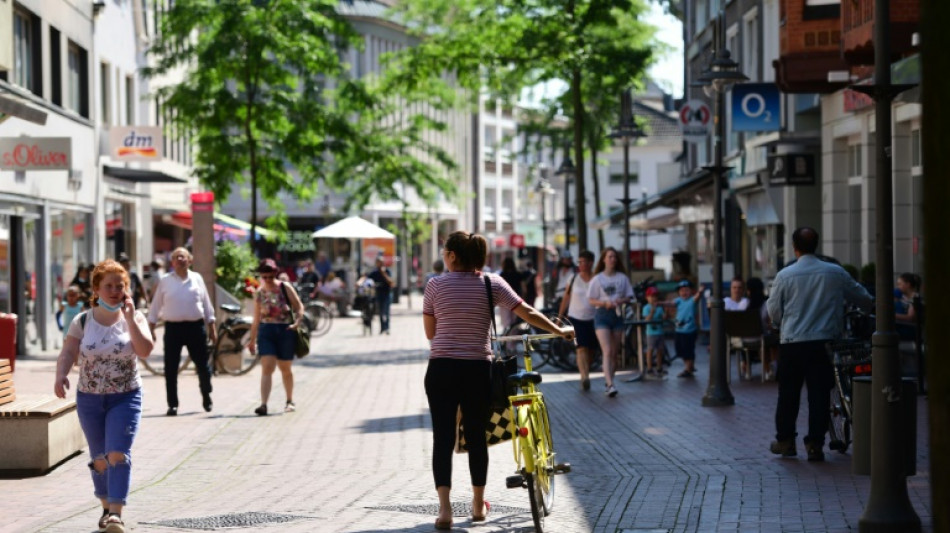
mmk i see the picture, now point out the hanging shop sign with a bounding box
[0,137,71,170]
[768,153,815,186]
[731,83,781,132]
[109,126,163,161]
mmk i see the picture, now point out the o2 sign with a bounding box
[731,83,781,132]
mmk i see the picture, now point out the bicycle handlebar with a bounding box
[493,331,572,342]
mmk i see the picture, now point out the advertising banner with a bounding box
[731,83,781,132]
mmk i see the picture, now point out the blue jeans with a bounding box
[76,389,143,505]
[376,293,391,332]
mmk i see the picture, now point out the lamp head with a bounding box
[695,48,748,94]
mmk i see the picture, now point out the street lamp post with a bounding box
[608,89,645,274]
[556,150,576,256]
[695,13,747,408]
[536,178,555,308]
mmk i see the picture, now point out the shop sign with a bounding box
[731,83,780,132]
[109,126,163,161]
[191,191,215,212]
[843,88,874,113]
[509,234,525,248]
[363,238,395,266]
[276,231,317,253]
[768,153,815,186]
[0,137,71,170]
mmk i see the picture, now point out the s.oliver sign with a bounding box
[0,137,71,171]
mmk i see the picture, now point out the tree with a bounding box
[147,0,457,251]
[386,0,656,251]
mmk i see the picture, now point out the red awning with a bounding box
[165,212,247,236]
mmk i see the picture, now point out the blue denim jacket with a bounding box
[766,254,872,344]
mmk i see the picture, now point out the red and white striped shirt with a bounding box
[423,271,523,360]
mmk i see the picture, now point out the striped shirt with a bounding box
[423,271,522,360]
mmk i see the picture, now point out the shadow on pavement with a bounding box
[352,412,430,433]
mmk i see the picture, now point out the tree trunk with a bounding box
[571,68,587,252]
[922,0,947,529]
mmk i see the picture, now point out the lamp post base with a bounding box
[701,392,735,407]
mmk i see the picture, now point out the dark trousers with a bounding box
[424,358,491,489]
[775,340,834,445]
[164,320,213,408]
[376,293,391,332]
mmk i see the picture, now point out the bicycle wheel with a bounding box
[828,383,851,453]
[215,323,258,376]
[306,303,333,337]
[501,321,550,370]
[139,323,191,376]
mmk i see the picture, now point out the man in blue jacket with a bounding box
[767,227,872,461]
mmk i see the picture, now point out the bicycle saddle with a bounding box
[220,303,242,314]
[508,371,542,386]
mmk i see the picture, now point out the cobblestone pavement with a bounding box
[2,299,932,532]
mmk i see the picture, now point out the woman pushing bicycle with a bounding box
[422,231,574,530]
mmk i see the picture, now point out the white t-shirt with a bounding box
[724,297,749,311]
[67,310,147,394]
[587,271,634,305]
[566,274,596,321]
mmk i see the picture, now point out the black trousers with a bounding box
[164,320,213,408]
[424,358,491,489]
[774,340,834,445]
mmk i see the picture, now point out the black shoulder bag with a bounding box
[280,282,311,358]
[486,276,518,409]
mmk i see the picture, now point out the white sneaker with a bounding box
[605,384,618,397]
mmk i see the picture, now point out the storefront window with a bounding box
[105,200,135,262]
[50,209,91,304]
[0,215,10,313]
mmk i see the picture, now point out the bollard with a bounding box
[851,376,917,476]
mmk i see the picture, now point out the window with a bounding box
[911,129,921,168]
[743,10,759,80]
[848,144,862,177]
[100,62,111,124]
[67,41,90,118]
[50,27,62,106]
[609,161,640,184]
[126,76,135,125]
[694,0,708,35]
[13,8,42,96]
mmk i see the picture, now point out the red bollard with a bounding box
[0,313,17,372]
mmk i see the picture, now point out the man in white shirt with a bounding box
[148,247,217,416]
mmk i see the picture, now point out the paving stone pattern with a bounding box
[1,300,932,532]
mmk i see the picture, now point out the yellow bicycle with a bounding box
[493,331,572,533]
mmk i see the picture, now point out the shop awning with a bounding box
[163,211,273,238]
[628,212,682,231]
[103,165,187,183]
[0,91,47,125]
[591,169,714,230]
[735,190,781,227]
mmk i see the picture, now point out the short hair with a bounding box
[90,260,130,308]
[444,231,487,271]
[578,250,595,263]
[432,259,444,273]
[792,227,819,255]
[65,285,81,296]
[731,276,745,285]
[170,247,193,261]
[898,272,921,290]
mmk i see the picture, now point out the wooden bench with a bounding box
[0,360,14,406]
[0,391,85,477]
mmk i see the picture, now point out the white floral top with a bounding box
[67,311,144,394]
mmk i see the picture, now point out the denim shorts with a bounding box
[257,322,297,361]
[593,307,624,331]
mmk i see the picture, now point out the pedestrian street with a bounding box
[3,299,932,532]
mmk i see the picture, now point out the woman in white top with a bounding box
[54,259,153,533]
[587,247,634,397]
[557,250,597,391]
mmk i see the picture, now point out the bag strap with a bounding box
[484,275,498,341]
[80,311,87,332]
[279,282,298,323]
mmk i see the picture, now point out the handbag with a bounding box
[454,276,517,454]
[280,282,310,358]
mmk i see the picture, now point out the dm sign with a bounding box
[731,83,781,132]
[0,137,71,170]
[109,126,163,161]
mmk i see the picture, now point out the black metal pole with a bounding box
[701,85,734,407]
[622,137,632,274]
[858,0,921,529]
[541,195,548,309]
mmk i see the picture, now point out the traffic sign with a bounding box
[731,83,781,132]
[679,100,711,144]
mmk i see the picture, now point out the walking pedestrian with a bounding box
[249,258,305,415]
[70,263,93,309]
[557,250,597,391]
[671,279,702,378]
[58,285,84,340]
[767,227,872,461]
[53,259,154,533]
[423,259,444,291]
[423,230,573,530]
[367,257,395,335]
[117,253,148,309]
[642,286,667,378]
[147,247,217,416]
[587,247,634,397]
[499,257,523,329]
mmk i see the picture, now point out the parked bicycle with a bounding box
[493,331,572,533]
[295,283,333,337]
[139,304,257,376]
[826,308,874,453]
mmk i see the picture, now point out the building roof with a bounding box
[633,100,681,145]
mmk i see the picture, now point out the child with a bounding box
[58,285,84,340]
[642,286,667,379]
[672,279,702,378]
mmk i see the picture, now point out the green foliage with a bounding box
[860,263,876,285]
[215,241,258,299]
[146,0,457,236]
[842,263,859,281]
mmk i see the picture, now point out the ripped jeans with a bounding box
[76,389,142,505]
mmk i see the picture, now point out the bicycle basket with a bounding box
[826,339,872,366]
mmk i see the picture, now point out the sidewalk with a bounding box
[2,298,933,532]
